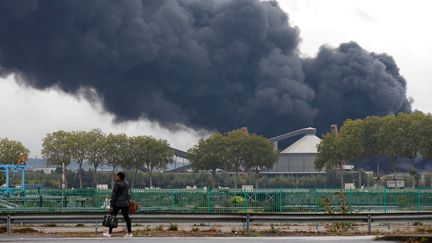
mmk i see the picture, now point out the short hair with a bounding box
[117,172,125,180]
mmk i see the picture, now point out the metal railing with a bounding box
[0,188,431,214]
[1,212,431,234]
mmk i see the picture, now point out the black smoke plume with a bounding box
[0,0,411,136]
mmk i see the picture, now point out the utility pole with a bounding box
[331,124,345,189]
[62,162,66,189]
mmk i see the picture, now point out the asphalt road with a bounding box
[0,236,392,243]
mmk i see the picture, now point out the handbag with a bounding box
[102,214,118,228]
[129,200,138,214]
[128,185,138,214]
[102,214,110,227]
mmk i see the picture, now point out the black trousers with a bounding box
[109,206,132,233]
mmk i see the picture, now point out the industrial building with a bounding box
[268,127,323,174]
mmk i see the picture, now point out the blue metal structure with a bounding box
[0,164,27,195]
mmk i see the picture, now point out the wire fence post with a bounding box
[279,188,282,213]
[97,189,101,208]
[61,188,64,212]
[314,189,318,213]
[243,191,247,213]
[207,189,211,213]
[383,187,387,213]
[171,189,175,212]
[349,188,352,214]
[23,190,27,208]
[417,187,421,212]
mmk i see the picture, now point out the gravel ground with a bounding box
[0,236,387,243]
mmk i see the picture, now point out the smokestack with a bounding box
[241,127,249,134]
[330,124,339,136]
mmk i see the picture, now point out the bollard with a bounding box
[367,213,371,234]
[245,213,250,232]
[7,215,11,234]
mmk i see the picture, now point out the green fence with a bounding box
[1,188,431,213]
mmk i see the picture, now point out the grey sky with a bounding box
[0,75,206,157]
[0,0,431,157]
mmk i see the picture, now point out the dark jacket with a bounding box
[110,180,130,208]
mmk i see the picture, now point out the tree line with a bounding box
[316,112,432,187]
[0,138,29,164]
[0,128,277,190]
[188,129,278,189]
[41,129,173,189]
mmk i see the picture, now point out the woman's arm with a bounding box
[110,182,119,208]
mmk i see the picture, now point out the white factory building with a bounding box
[267,127,323,174]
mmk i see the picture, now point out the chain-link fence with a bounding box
[0,188,431,213]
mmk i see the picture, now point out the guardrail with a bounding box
[1,212,431,235]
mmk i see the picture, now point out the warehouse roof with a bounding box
[280,134,321,154]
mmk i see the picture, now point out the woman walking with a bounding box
[103,172,132,238]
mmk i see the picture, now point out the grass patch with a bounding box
[168,223,178,231]
[155,225,164,231]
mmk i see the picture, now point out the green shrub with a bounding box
[231,196,244,205]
